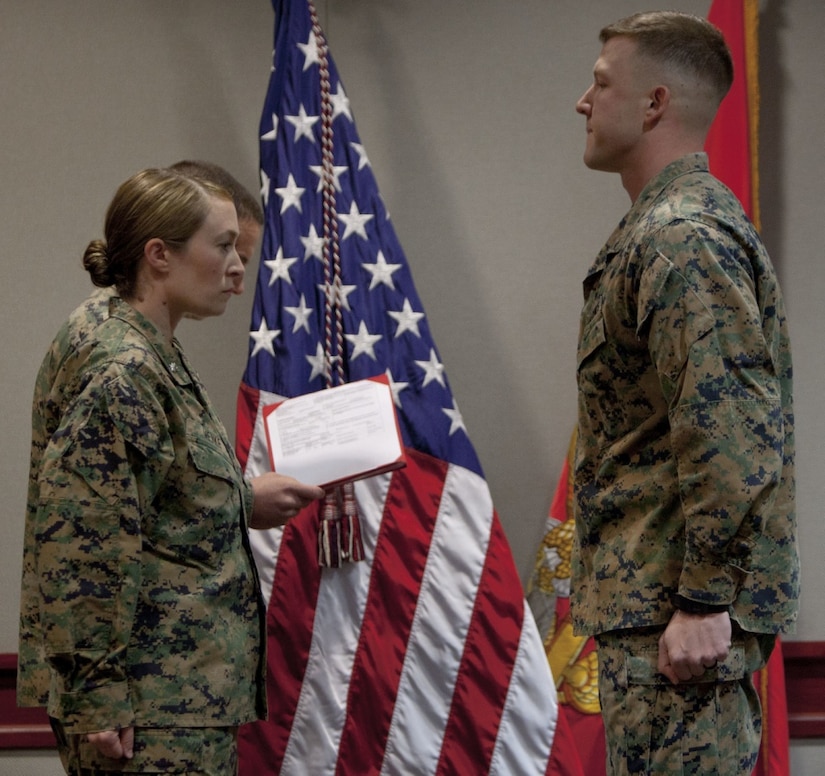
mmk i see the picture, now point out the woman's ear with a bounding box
[143,238,169,275]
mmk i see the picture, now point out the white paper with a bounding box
[264,378,404,487]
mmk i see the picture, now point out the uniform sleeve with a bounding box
[638,223,785,606]
[241,478,255,530]
[35,368,171,732]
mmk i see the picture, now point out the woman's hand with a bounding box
[249,473,325,529]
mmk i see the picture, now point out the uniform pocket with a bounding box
[188,436,238,483]
[625,643,746,686]
[577,312,606,369]
[598,630,759,774]
[78,727,236,773]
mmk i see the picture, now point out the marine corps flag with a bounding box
[530,3,790,775]
[235,0,564,773]
[706,0,761,226]
[528,430,605,776]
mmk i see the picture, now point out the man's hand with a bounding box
[86,727,134,760]
[658,609,732,684]
[249,473,325,529]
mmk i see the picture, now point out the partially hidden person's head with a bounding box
[599,11,733,134]
[83,167,235,300]
[170,159,263,266]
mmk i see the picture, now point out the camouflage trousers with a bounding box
[50,719,239,775]
[595,626,775,776]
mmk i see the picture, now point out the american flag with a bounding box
[235,1,559,773]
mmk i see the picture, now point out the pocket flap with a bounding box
[626,644,746,686]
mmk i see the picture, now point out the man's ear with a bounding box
[644,84,670,128]
[143,238,170,275]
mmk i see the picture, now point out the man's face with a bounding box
[575,36,652,174]
[236,217,263,268]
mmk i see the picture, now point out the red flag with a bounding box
[706,2,791,773]
[752,640,791,775]
[529,431,604,776]
[236,0,559,772]
[706,0,761,226]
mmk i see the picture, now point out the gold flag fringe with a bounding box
[744,0,761,232]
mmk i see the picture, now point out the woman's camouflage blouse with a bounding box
[19,296,266,733]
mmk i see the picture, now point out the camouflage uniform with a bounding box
[19,287,115,707]
[19,294,266,771]
[595,625,772,775]
[571,155,798,772]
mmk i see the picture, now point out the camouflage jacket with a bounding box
[18,295,266,732]
[571,154,799,638]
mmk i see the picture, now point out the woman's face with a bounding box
[165,196,245,323]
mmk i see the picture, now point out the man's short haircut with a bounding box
[600,11,734,108]
[170,159,264,226]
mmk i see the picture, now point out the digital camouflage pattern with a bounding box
[595,626,771,775]
[19,287,114,707]
[51,718,239,775]
[572,154,799,638]
[19,295,266,734]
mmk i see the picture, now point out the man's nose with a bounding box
[576,88,592,115]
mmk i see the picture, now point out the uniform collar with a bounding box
[107,296,192,386]
[583,154,710,285]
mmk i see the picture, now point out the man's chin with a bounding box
[582,148,602,170]
[582,153,613,173]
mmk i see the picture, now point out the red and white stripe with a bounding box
[237,386,558,775]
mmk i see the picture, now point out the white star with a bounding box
[388,298,425,338]
[297,31,321,71]
[284,294,313,334]
[306,343,328,382]
[285,104,319,143]
[249,319,280,358]
[363,250,402,291]
[350,142,370,170]
[345,321,382,361]
[317,281,357,312]
[308,163,348,193]
[301,224,325,262]
[338,201,374,240]
[331,84,352,121]
[442,399,467,436]
[259,168,270,207]
[415,348,446,388]
[261,113,278,141]
[275,174,305,214]
[385,368,409,408]
[263,246,297,286]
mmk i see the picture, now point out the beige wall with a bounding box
[2,0,823,771]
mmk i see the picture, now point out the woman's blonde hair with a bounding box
[82,168,232,297]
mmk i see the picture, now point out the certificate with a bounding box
[262,375,406,487]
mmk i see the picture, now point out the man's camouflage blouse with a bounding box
[571,154,799,638]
